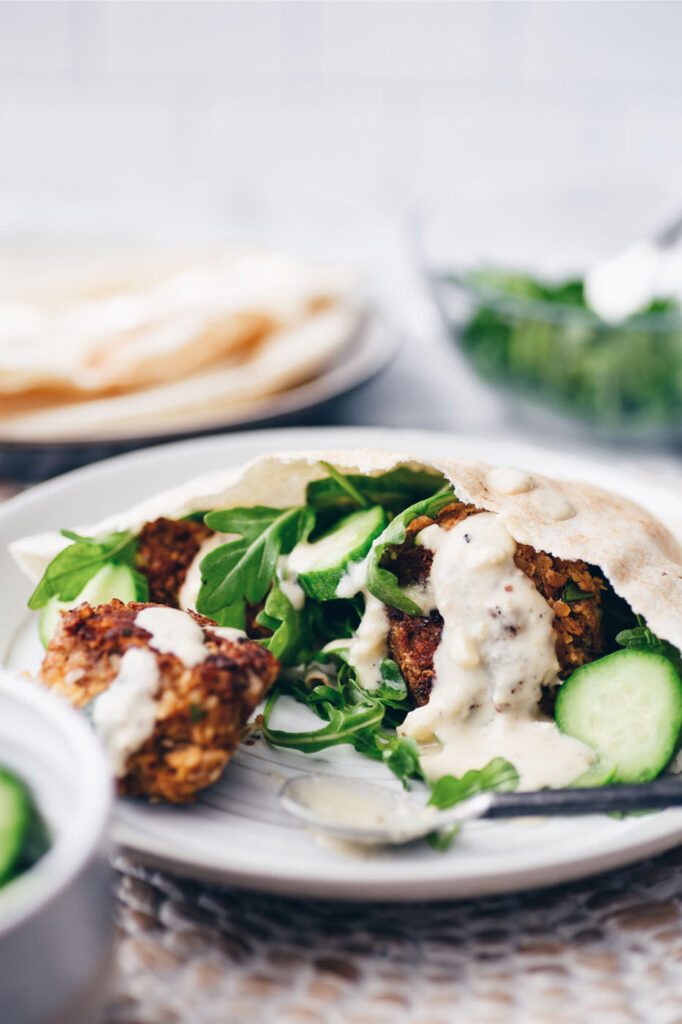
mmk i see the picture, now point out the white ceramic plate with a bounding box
[2,426,681,900]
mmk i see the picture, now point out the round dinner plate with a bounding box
[1,426,681,901]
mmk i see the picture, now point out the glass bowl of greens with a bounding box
[419,180,682,440]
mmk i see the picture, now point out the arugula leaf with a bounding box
[257,584,314,666]
[319,647,410,710]
[318,462,369,508]
[28,530,146,610]
[562,581,594,603]
[212,597,247,630]
[306,596,363,646]
[365,486,456,614]
[357,660,410,712]
[264,650,419,784]
[377,733,422,780]
[262,689,384,753]
[180,511,209,524]
[307,467,447,519]
[375,659,410,707]
[197,505,314,616]
[426,826,460,852]
[616,621,682,674]
[428,758,519,810]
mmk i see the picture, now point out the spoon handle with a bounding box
[483,777,682,819]
[657,213,682,248]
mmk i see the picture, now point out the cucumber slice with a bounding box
[296,506,388,601]
[0,769,29,885]
[570,761,617,788]
[556,649,682,784]
[39,562,141,648]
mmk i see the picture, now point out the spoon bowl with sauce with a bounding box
[280,774,682,848]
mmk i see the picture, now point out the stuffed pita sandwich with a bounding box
[11,450,682,799]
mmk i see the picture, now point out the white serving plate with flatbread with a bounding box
[0,310,394,447]
[1,426,681,900]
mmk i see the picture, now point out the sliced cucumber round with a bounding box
[39,562,141,648]
[556,649,682,784]
[0,769,29,885]
[296,506,388,601]
[570,760,616,789]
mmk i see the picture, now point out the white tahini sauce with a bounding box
[292,776,405,828]
[528,487,577,522]
[335,556,370,599]
[333,556,389,690]
[487,467,535,496]
[211,626,247,643]
[92,647,160,776]
[285,540,318,577]
[276,555,306,611]
[400,513,594,789]
[135,606,208,667]
[346,594,389,690]
[179,532,234,613]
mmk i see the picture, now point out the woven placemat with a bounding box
[108,845,682,1024]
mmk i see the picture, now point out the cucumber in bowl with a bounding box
[0,767,49,888]
[556,649,682,784]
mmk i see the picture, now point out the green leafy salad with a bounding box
[25,460,682,847]
[447,267,682,430]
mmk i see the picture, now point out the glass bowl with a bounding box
[418,178,682,443]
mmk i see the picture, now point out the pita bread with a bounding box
[11,448,682,652]
[0,304,361,441]
[0,247,361,440]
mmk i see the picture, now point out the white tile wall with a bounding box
[98,2,285,79]
[0,0,681,226]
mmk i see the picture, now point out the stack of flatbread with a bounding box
[0,246,361,441]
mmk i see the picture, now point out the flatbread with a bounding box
[0,304,361,441]
[0,247,361,442]
[11,449,682,651]
[0,247,356,397]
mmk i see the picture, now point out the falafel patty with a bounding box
[134,517,271,637]
[135,517,212,607]
[384,503,604,708]
[41,599,279,802]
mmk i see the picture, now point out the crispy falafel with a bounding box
[41,599,279,802]
[384,503,604,708]
[135,517,212,607]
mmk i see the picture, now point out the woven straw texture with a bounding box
[108,846,682,1024]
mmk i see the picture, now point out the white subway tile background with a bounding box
[1,0,681,226]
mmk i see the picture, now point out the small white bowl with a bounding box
[0,670,113,1023]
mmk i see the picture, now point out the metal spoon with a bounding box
[280,774,682,847]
